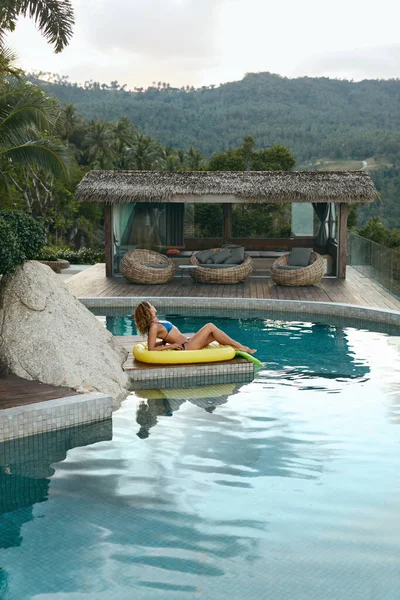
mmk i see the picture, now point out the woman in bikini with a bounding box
[133,301,256,353]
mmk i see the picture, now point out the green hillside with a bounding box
[30,72,400,163]
[29,71,400,227]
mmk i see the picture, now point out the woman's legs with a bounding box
[184,323,256,353]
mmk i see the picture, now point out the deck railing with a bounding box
[347,232,400,299]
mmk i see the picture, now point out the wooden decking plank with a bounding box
[346,268,400,309]
[0,375,78,410]
[344,273,397,309]
[66,264,400,313]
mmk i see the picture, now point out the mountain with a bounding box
[29,71,400,227]
[30,72,400,164]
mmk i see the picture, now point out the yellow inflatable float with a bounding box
[132,342,236,364]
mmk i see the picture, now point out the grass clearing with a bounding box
[298,157,392,171]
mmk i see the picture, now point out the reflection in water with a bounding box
[135,384,240,438]
[134,384,327,481]
[0,420,112,553]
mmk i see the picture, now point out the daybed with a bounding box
[270,249,324,286]
[189,247,253,284]
[120,249,175,284]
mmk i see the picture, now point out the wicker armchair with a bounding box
[120,249,175,284]
[270,251,324,286]
[189,248,253,284]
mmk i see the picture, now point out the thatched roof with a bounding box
[75,170,378,204]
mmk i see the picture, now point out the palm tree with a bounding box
[113,117,137,168]
[0,79,69,183]
[62,103,82,143]
[186,146,203,170]
[0,0,74,53]
[113,116,136,148]
[83,120,116,169]
[164,154,178,171]
[128,133,163,170]
[176,149,186,169]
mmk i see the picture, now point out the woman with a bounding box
[133,301,256,353]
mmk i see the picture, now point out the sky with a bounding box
[7,0,400,89]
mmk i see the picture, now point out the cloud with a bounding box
[294,44,400,80]
[81,0,224,61]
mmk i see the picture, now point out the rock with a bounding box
[0,261,130,404]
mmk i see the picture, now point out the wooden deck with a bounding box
[66,263,400,312]
[0,375,78,410]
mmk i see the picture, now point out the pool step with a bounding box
[115,336,255,389]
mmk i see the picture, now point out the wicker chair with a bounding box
[270,251,324,286]
[189,248,253,284]
[120,249,175,284]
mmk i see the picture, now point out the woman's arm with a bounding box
[148,324,182,351]
[148,324,163,350]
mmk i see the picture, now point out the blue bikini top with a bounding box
[158,320,173,333]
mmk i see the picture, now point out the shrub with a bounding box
[36,246,105,264]
[357,217,400,250]
[0,211,46,260]
[0,211,47,275]
[0,217,26,275]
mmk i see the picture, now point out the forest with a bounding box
[28,71,400,229]
[29,71,400,163]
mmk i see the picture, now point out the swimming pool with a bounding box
[1,316,400,599]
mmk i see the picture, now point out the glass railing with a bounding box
[347,232,400,299]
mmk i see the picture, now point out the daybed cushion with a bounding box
[198,263,236,268]
[196,249,215,263]
[212,249,233,264]
[205,258,213,264]
[226,246,245,264]
[287,247,313,267]
[278,265,305,271]
[145,263,168,268]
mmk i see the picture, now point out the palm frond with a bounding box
[20,0,74,53]
[0,80,59,132]
[1,138,70,178]
[0,45,23,78]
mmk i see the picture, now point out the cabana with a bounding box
[75,170,378,279]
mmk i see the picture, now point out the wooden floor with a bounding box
[0,375,78,410]
[66,263,400,311]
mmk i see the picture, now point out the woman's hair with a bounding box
[133,301,153,335]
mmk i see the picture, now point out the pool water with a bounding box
[1,317,400,599]
[104,313,374,378]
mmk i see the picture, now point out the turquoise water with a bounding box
[104,313,373,378]
[1,317,400,599]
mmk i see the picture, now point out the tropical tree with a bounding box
[83,120,116,169]
[207,136,295,172]
[186,146,204,170]
[0,79,69,188]
[176,149,186,169]
[127,133,163,170]
[62,102,82,143]
[357,217,400,249]
[0,0,74,53]
[113,116,137,168]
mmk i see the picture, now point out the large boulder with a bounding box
[0,261,129,404]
